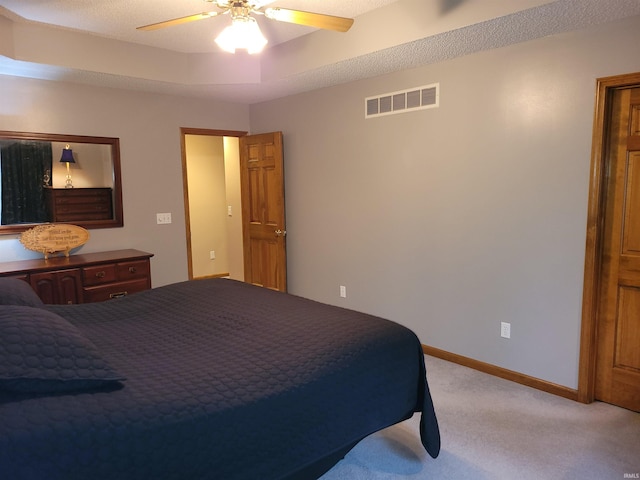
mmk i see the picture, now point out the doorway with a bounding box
[181,128,288,291]
[181,128,247,281]
[579,71,640,411]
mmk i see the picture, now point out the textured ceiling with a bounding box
[1,0,640,104]
[0,0,402,52]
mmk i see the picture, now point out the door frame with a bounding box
[180,127,247,280]
[578,71,640,403]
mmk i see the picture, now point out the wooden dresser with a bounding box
[0,249,153,304]
[44,187,113,222]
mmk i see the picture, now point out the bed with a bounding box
[0,276,440,480]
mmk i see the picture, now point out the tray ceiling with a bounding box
[0,0,639,104]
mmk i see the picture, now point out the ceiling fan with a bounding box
[137,1,354,53]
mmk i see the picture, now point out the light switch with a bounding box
[156,213,172,224]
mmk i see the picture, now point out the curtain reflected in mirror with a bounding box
[0,141,52,225]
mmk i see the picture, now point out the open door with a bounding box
[593,85,640,411]
[239,132,287,291]
[580,72,640,412]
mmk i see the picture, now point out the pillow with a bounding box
[0,277,44,307]
[0,305,125,394]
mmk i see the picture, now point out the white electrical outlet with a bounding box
[156,213,172,224]
[501,322,511,339]
[209,250,215,260]
[340,285,347,298]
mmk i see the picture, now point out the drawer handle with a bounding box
[109,291,128,299]
[95,271,106,278]
[128,266,137,274]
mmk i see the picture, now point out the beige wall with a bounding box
[223,137,245,281]
[0,75,250,286]
[249,15,640,390]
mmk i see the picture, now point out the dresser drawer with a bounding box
[116,260,150,281]
[81,258,151,303]
[83,278,150,303]
[83,264,118,286]
[53,190,110,206]
[54,208,112,222]
[45,187,113,222]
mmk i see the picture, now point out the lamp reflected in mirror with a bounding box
[59,144,75,188]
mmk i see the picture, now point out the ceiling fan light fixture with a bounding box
[215,16,267,54]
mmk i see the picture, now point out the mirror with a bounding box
[0,131,123,234]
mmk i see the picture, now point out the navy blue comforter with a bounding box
[0,278,439,479]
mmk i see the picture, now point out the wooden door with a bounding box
[594,86,640,411]
[239,132,287,291]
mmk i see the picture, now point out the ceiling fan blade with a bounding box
[263,8,354,32]
[250,0,277,8]
[137,11,222,31]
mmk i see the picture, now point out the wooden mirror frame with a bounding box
[0,130,123,234]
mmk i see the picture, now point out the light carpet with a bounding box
[319,355,640,480]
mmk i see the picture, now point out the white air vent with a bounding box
[365,83,439,119]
